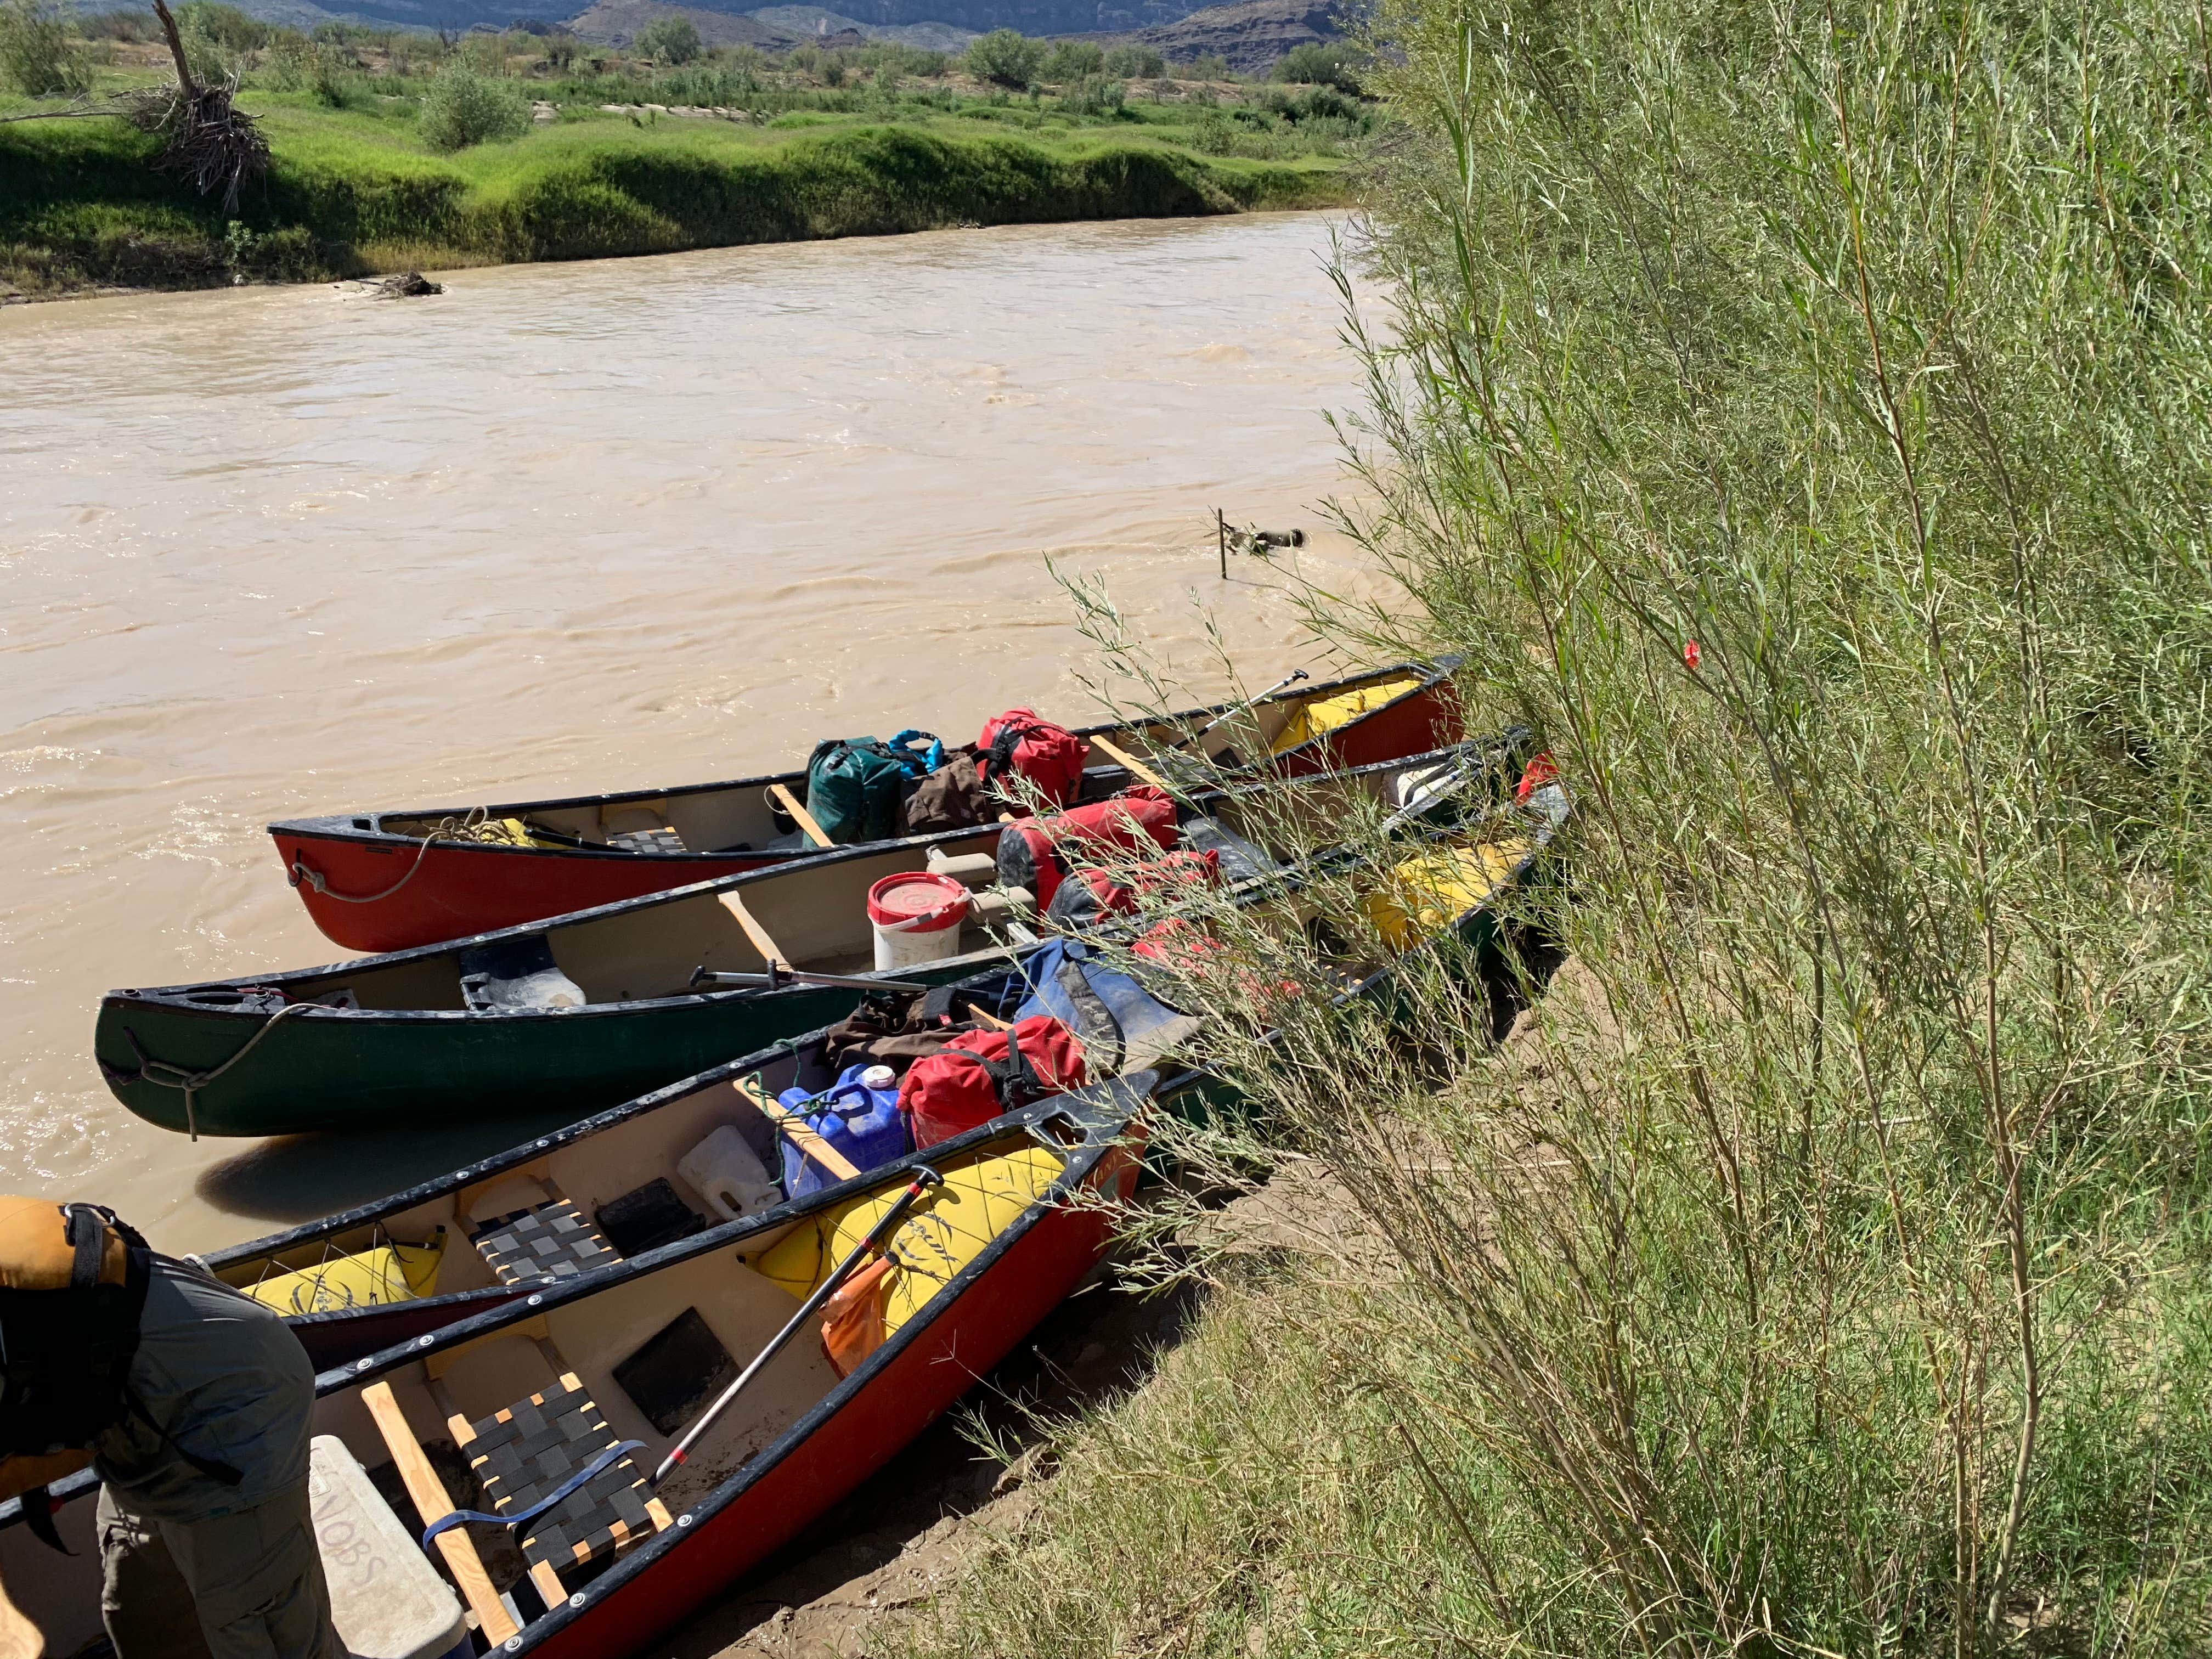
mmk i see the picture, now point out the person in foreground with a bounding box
[0,1197,341,1659]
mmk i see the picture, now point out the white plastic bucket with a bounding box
[867,872,972,972]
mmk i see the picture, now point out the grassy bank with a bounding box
[890,0,2212,1651]
[0,97,1347,295]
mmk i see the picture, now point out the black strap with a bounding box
[975,1026,1041,1111]
[62,1205,106,1295]
[1053,953,1125,1074]
[23,1488,67,1555]
[981,720,1037,790]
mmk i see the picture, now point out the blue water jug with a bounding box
[777,1063,911,1199]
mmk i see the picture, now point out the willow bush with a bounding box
[902,0,2212,1653]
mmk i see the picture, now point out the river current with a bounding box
[0,212,1380,1253]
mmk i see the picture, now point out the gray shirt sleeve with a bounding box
[92,1257,316,1524]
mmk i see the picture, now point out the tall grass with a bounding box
[899,0,2212,1653]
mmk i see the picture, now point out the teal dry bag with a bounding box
[803,738,907,847]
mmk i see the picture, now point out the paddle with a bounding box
[651,1165,944,1485]
[1167,669,1310,755]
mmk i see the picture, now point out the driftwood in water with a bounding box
[363,272,444,297]
[123,0,269,216]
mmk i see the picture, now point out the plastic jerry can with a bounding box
[777,1064,911,1199]
[678,1124,783,1222]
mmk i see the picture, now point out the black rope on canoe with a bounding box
[104,1003,319,1141]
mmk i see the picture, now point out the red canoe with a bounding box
[0,1074,1157,1659]
[269,660,1461,952]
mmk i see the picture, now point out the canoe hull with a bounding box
[94,974,967,1139]
[274,831,785,957]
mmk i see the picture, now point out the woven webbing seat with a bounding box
[460,1374,657,1577]
[471,1200,620,1285]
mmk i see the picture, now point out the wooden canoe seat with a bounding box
[471,1199,621,1285]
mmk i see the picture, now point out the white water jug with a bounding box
[678,1125,782,1222]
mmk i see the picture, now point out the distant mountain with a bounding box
[746,4,978,48]
[563,0,803,45]
[1061,0,1346,71]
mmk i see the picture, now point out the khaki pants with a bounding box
[99,1484,345,1659]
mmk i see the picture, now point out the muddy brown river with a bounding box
[0,211,1378,1254]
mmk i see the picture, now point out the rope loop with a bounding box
[109,1000,320,1141]
[288,807,498,906]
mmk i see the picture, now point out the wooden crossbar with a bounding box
[361,1381,518,1646]
[735,1075,860,1183]
[718,890,787,970]
[766,782,833,850]
[1085,735,1170,794]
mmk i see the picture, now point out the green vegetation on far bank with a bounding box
[0,12,1367,297]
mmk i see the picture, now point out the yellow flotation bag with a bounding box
[1362,839,1531,952]
[756,1146,1065,1336]
[1268,676,1422,756]
[244,1235,445,1314]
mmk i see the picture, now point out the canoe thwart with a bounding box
[1084,735,1171,793]
[735,1076,861,1183]
[717,891,787,970]
[360,1381,518,1645]
[765,782,833,850]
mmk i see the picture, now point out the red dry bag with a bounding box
[995,787,1178,909]
[898,1017,1087,1149]
[1045,847,1221,928]
[977,710,1086,810]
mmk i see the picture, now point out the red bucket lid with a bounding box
[867,872,970,933]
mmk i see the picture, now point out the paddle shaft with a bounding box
[693,967,927,994]
[652,1167,942,1485]
[1169,669,1309,754]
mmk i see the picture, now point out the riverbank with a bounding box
[0,93,1351,298]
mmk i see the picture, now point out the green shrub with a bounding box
[633,15,701,65]
[1058,74,1124,116]
[964,28,1041,89]
[0,0,86,94]
[75,6,149,41]
[1103,43,1161,77]
[1181,52,1228,80]
[174,0,265,52]
[900,0,2212,1655]
[1039,39,1101,81]
[1268,40,1357,88]
[415,59,529,150]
